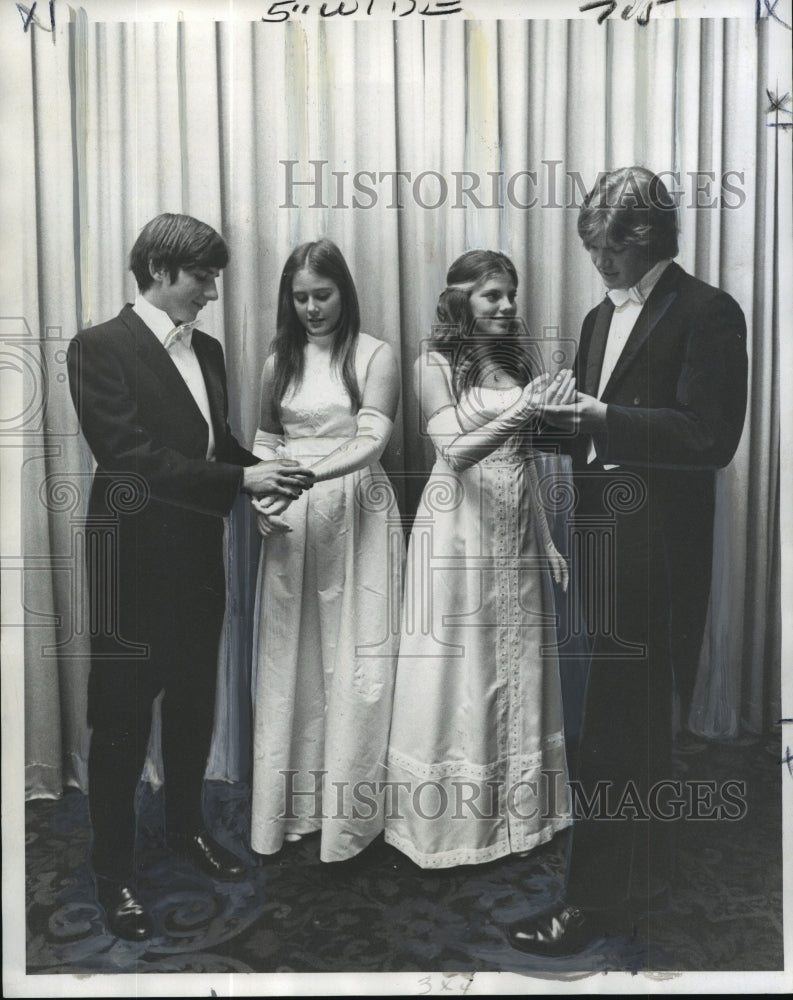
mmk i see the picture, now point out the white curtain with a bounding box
[7,10,783,798]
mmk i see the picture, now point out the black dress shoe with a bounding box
[170,830,245,879]
[507,902,627,957]
[96,879,154,942]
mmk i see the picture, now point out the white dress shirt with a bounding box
[588,259,671,466]
[133,295,216,460]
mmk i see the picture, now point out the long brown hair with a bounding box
[426,250,534,400]
[269,239,362,419]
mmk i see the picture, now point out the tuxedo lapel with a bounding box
[598,263,681,400]
[121,306,191,399]
[584,299,614,396]
[193,332,226,447]
[120,305,212,441]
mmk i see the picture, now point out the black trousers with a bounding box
[665,498,714,722]
[563,468,675,910]
[86,574,226,883]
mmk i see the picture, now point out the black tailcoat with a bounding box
[560,262,747,907]
[67,304,258,879]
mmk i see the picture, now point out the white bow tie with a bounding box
[164,321,198,350]
[607,286,645,309]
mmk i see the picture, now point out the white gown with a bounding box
[385,373,571,868]
[250,333,403,862]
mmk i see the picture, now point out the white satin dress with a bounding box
[385,368,571,868]
[250,333,403,862]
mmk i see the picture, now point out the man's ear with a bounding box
[148,260,168,285]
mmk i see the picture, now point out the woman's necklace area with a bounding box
[305,329,335,347]
[484,367,518,389]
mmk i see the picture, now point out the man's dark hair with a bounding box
[578,166,679,260]
[129,213,229,291]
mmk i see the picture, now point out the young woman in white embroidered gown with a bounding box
[249,239,402,863]
[385,250,574,868]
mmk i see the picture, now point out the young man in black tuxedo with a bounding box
[507,167,748,955]
[67,214,315,941]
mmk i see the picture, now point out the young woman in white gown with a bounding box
[385,250,574,868]
[249,239,402,863]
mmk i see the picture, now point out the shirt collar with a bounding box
[606,259,672,309]
[133,295,197,349]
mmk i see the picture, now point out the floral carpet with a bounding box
[24,735,784,980]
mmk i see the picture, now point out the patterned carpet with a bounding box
[25,734,783,977]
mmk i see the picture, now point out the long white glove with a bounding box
[308,406,394,483]
[427,393,569,590]
[525,456,569,591]
[251,428,284,462]
[425,376,549,472]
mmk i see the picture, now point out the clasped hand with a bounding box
[243,459,315,538]
[541,389,608,433]
[243,459,314,499]
[516,369,606,432]
[516,369,577,417]
[252,494,294,537]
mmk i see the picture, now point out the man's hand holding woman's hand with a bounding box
[242,459,315,499]
[243,460,315,539]
[519,367,608,433]
[542,369,577,407]
[541,390,608,433]
[517,369,577,418]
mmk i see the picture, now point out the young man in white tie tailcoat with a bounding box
[508,167,748,956]
[67,214,315,941]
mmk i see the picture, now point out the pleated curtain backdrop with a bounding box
[10,10,783,799]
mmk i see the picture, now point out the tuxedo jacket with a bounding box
[67,304,259,655]
[559,263,748,907]
[568,261,747,558]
